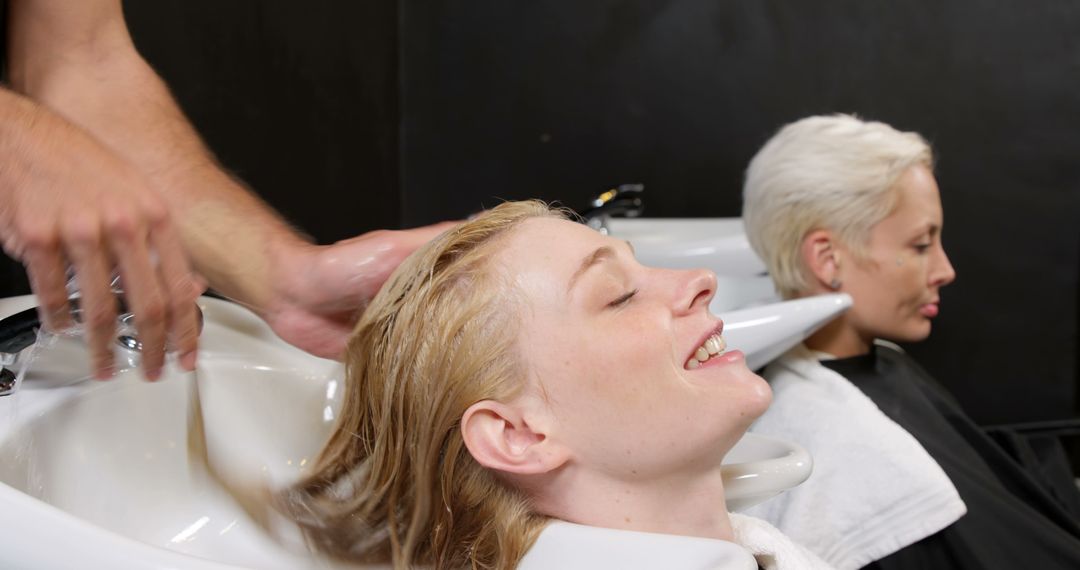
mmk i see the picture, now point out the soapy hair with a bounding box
[742,114,933,298]
[283,200,563,569]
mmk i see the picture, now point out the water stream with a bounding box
[3,327,71,500]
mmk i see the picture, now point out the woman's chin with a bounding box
[747,380,773,418]
[881,322,933,344]
[727,372,773,427]
[909,319,935,341]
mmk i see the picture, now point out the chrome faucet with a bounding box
[0,303,47,396]
[0,295,203,396]
[579,183,645,234]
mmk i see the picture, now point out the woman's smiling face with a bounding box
[494,217,772,483]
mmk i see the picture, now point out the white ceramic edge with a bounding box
[719,293,853,371]
[604,217,768,276]
[722,433,814,512]
[0,486,245,570]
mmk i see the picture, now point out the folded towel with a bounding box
[730,512,834,570]
[744,344,966,569]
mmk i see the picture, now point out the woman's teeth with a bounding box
[686,334,727,369]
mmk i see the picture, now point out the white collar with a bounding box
[517,520,758,570]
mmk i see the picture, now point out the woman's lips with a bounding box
[920,303,939,318]
[697,349,745,369]
[685,323,726,369]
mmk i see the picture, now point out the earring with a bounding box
[829,278,842,290]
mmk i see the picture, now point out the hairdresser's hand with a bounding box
[267,222,458,359]
[0,102,204,380]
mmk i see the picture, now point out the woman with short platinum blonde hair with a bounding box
[742,114,933,300]
[741,114,1080,570]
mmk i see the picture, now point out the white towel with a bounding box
[744,344,967,570]
[518,516,834,570]
[730,513,835,570]
[518,521,757,570]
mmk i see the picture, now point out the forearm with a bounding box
[7,0,311,316]
[0,85,124,221]
[0,86,56,192]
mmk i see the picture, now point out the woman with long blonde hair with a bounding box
[284,200,828,569]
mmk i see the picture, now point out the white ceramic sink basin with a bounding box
[0,296,350,569]
[0,295,819,568]
[604,218,765,276]
[603,218,777,312]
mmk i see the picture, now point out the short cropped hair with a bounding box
[742,114,933,298]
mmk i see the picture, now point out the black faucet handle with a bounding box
[0,307,43,357]
[579,183,645,224]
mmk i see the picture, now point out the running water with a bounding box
[10,327,58,395]
[3,326,76,500]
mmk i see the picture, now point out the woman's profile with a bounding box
[742,114,1080,569]
[281,200,830,569]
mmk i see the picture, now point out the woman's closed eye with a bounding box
[911,234,933,253]
[608,289,638,308]
[912,227,939,254]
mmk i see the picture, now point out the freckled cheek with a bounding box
[599,336,665,390]
[532,341,627,407]
[580,362,659,417]
[532,320,667,407]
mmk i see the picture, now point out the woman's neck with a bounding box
[804,315,872,358]
[537,467,735,542]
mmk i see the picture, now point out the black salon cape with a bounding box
[820,346,1080,569]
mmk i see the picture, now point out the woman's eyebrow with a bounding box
[568,246,615,292]
[913,223,939,239]
[567,241,633,293]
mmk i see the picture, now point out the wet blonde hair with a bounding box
[742,114,933,298]
[284,200,563,569]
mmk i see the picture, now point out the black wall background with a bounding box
[1,1,1077,425]
[126,1,402,244]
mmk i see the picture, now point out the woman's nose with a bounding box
[673,268,717,315]
[930,244,957,287]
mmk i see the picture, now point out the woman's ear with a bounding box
[801,229,843,291]
[461,400,569,476]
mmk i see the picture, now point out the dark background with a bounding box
[2,1,1077,425]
